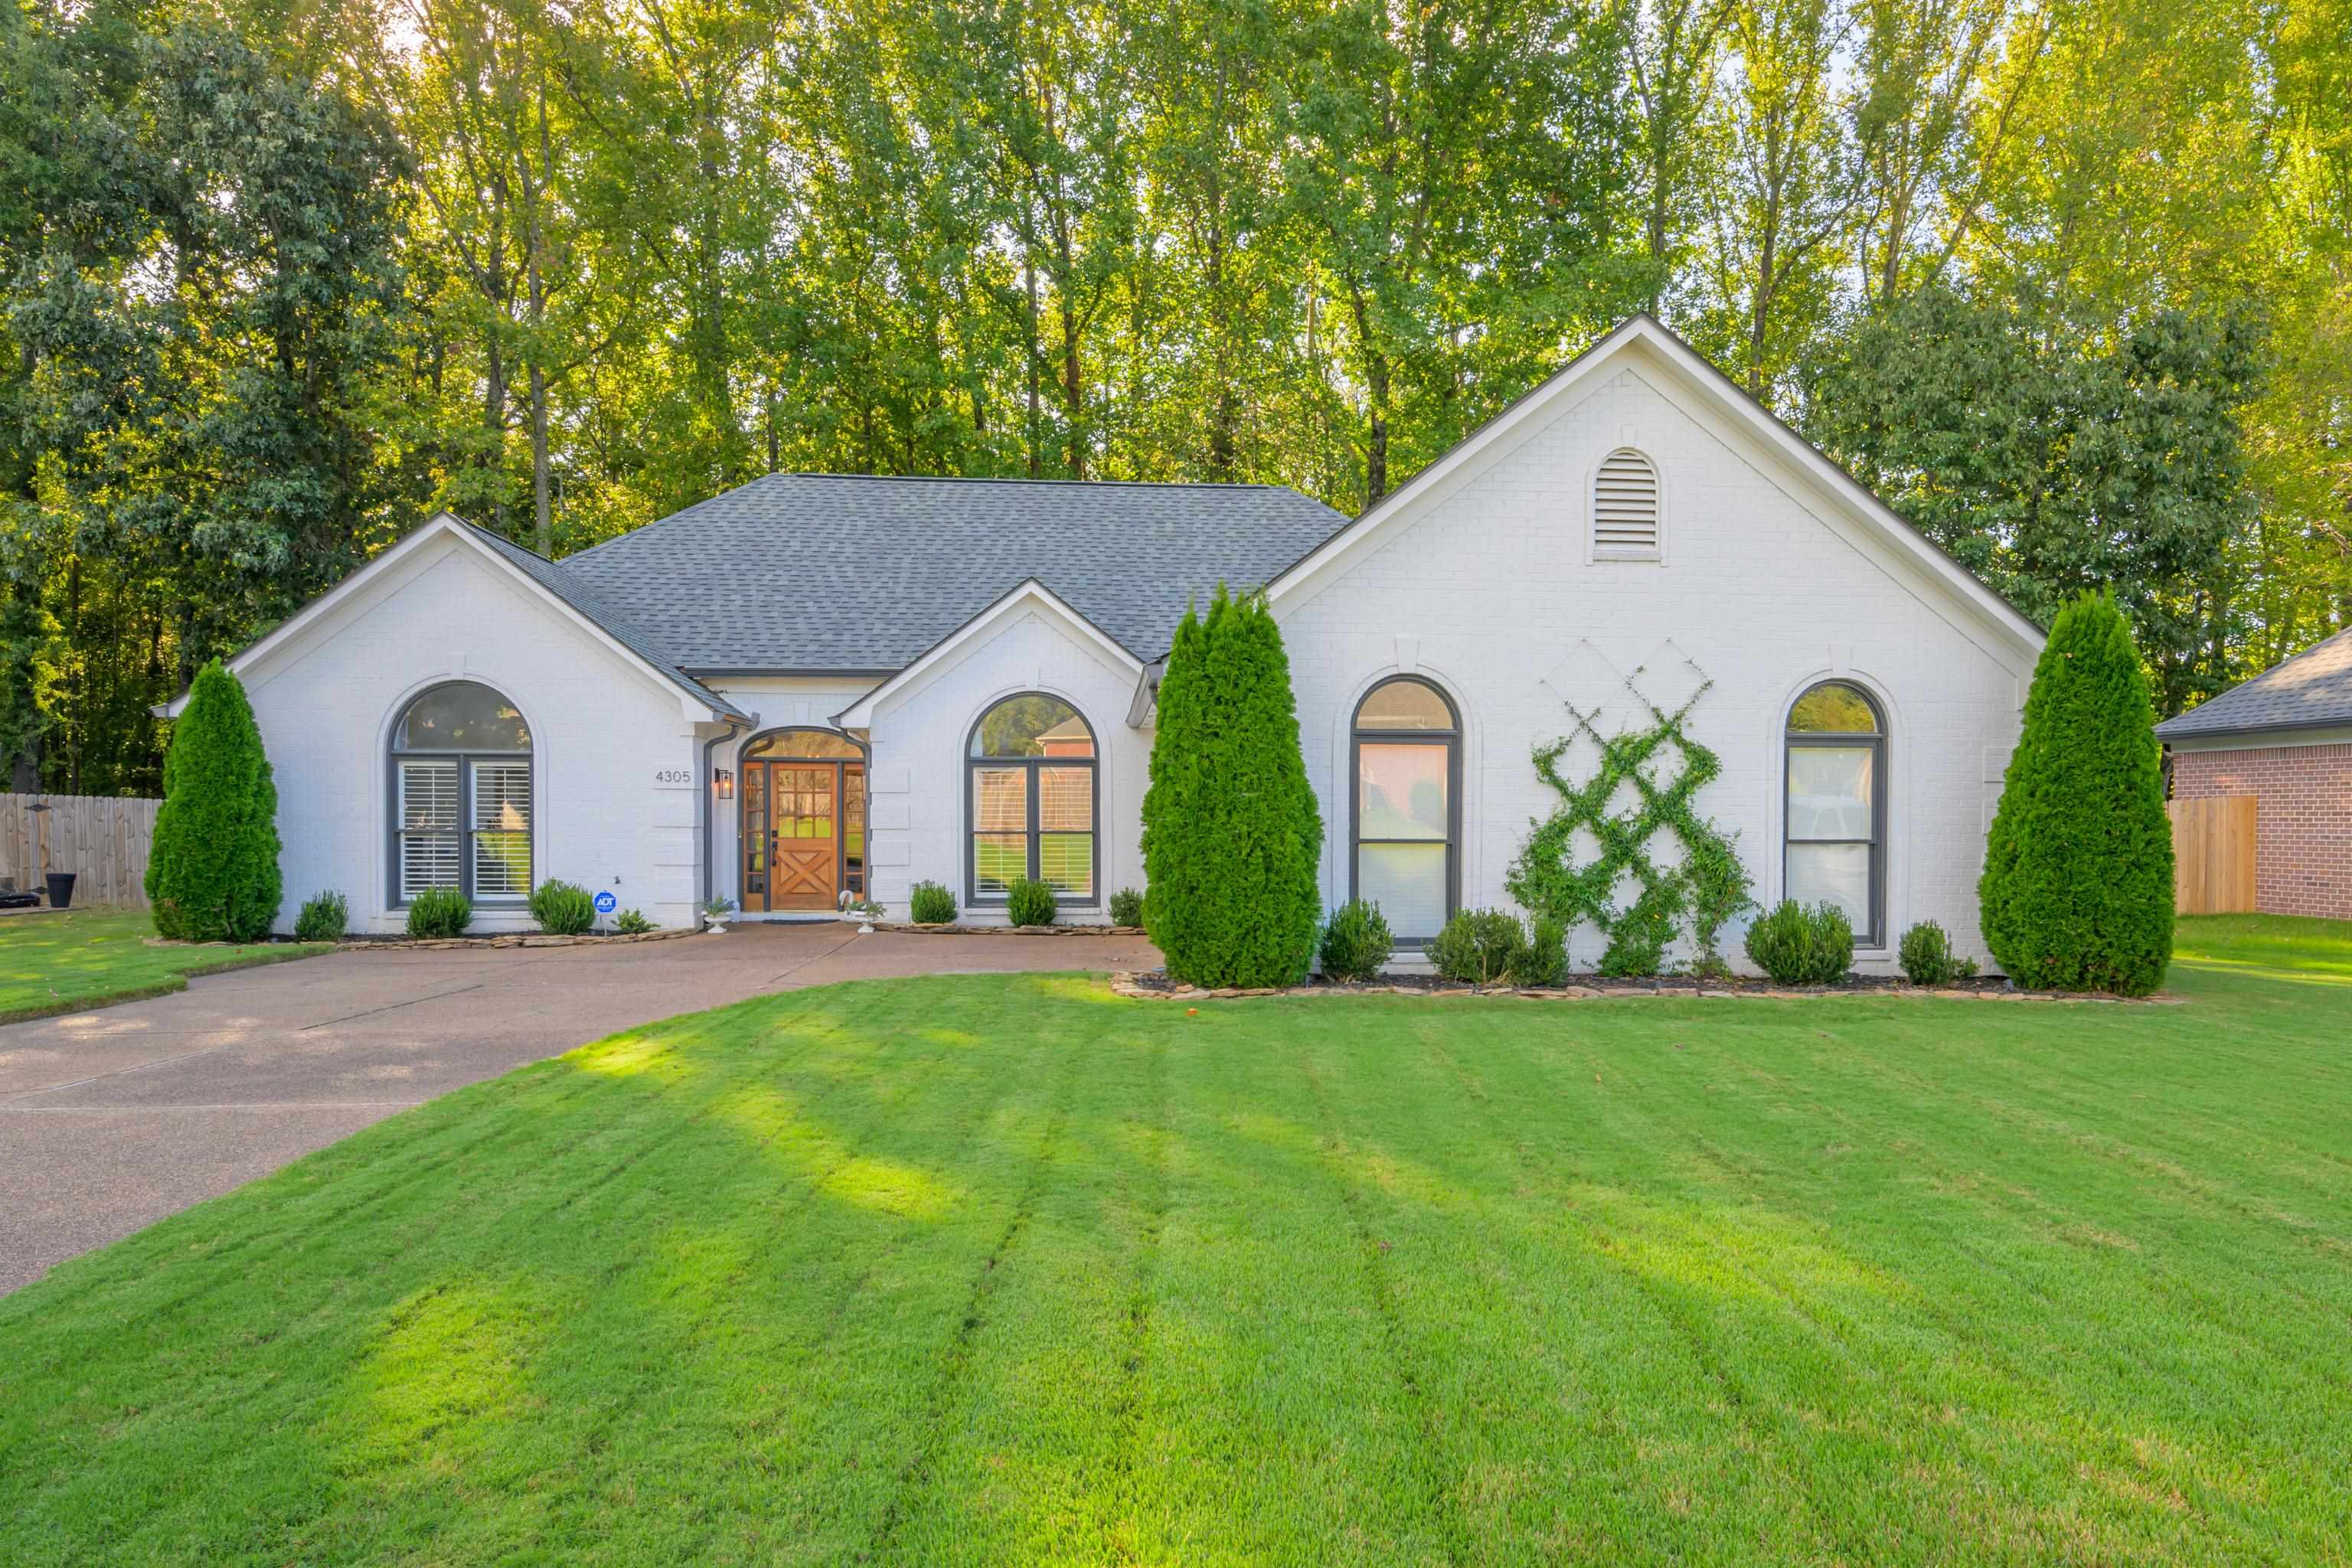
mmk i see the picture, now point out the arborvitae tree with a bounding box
[1979,592,2174,995]
[1142,586,1321,986]
[147,660,282,942]
[1141,599,1208,965]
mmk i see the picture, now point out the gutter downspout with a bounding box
[697,713,752,913]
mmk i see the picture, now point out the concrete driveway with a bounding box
[0,923,1158,1295]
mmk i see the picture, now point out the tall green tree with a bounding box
[1802,285,2262,713]
[1142,586,1321,987]
[147,660,283,942]
[1978,593,2172,995]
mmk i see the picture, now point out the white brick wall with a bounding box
[1273,364,2035,972]
[857,608,1145,924]
[244,533,705,934]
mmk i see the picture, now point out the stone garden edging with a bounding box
[1108,972,2185,1004]
[338,926,704,952]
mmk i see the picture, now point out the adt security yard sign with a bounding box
[593,890,617,916]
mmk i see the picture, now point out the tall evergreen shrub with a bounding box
[147,660,282,941]
[1978,591,2174,995]
[1141,586,1321,986]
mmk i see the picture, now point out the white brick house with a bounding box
[175,315,2043,971]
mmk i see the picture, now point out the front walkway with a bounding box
[0,923,1158,1294]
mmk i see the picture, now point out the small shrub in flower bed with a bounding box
[1744,900,1854,985]
[406,887,472,939]
[1898,920,1976,985]
[1005,878,1057,926]
[1109,887,1146,926]
[908,881,957,924]
[1318,900,1393,982]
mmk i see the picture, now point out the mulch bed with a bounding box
[1113,971,2181,1004]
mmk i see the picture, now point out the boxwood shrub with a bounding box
[908,880,956,924]
[529,880,597,935]
[406,886,472,939]
[1318,899,1393,983]
[1429,908,1527,985]
[1005,877,1057,926]
[1108,887,1146,926]
[1744,900,1853,985]
[293,891,348,942]
[1897,920,1975,986]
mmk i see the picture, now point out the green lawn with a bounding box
[0,908,331,1024]
[2,918,2348,1563]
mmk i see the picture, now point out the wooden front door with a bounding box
[739,753,867,914]
[766,764,838,910]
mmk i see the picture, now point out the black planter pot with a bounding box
[44,871,76,909]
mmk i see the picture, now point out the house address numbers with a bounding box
[653,769,694,786]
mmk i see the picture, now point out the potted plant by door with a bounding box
[701,897,736,933]
[839,892,884,934]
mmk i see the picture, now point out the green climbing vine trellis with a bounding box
[1504,657,1755,976]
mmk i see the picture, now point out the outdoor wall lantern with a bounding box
[714,768,733,799]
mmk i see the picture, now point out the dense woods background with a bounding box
[3,0,2347,794]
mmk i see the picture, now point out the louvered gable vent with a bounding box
[1592,448,1661,560]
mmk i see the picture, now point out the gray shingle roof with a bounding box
[554,473,1351,671]
[2154,627,2352,741]
[462,521,750,719]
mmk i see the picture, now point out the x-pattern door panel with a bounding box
[767,765,838,910]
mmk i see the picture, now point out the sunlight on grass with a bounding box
[350,1280,547,1466]
[822,1156,956,1220]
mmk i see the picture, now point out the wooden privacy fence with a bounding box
[2168,795,2257,915]
[0,794,162,908]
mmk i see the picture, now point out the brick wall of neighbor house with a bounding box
[1272,358,2037,974]
[237,532,706,934]
[856,606,1147,923]
[2171,743,2352,919]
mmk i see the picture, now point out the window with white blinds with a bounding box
[398,760,462,898]
[390,682,534,906]
[472,764,534,896]
[1592,448,1661,560]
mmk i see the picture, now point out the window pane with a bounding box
[1359,843,1447,941]
[472,764,533,896]
[1788,842,1871,932]
[972,766,1027,832]
[743,730,861,760]
[973,835,1027,893]
[401,834,460,897]
[1039,835,1093,897]
[1359,743,1449,840]
[397,682,530,751]
[775,766,835,839]
[1356,678,1455,731]
[1788,682,1879,733]
[400,760,459,831]
[972,695,1091,757]
[1039,765,1093,833]
[1788,746,1874,840]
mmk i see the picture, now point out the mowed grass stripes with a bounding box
[2,917,2349,1564]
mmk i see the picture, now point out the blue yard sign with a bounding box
[593,890,618,915]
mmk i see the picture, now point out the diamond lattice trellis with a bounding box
[1507,640,1753,975]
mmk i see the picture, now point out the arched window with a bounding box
[390,681,532,904]
[1352,677,1459,942]
[969,694,1096,905]
[1785,681,1885,944]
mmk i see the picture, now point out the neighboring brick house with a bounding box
[167,314,2047,969]
[2158,629,2352,920]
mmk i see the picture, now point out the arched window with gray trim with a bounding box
[1785,681,1885,944]
[968,694,1098,906]
[1351,676,1459,942]
[390,681,532,904]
